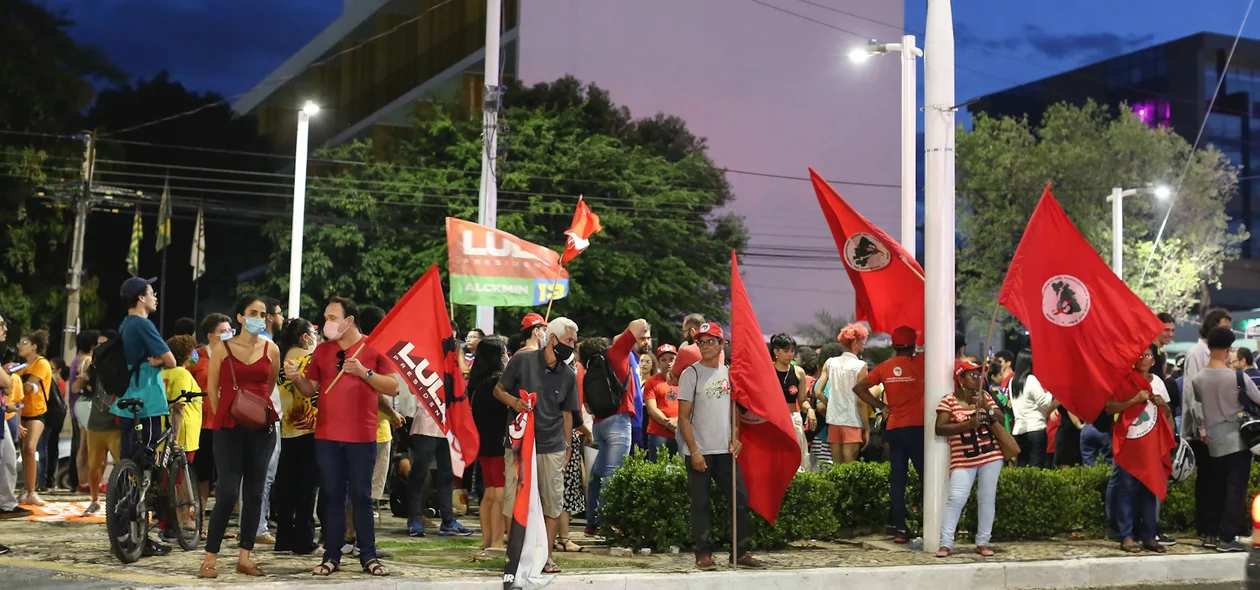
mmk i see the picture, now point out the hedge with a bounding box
[595,452,1260,551]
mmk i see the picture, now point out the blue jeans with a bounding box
[587,412,632,525]
[647,434,678,461]
[315,439,377,566]
[1114,464,1157,543]
[1079,424,1112,467]
[885,426,925,532]
[1015,429,1047,468]
[119,416,163,462]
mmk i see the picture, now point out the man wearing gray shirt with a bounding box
[677,322,764,571]
[1181,308,1232,547]
[1190,326,1260,552]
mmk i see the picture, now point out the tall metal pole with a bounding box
[901,34,918,259]
[289,107,313,319]
[922,0,955,554]
[1111,187,1124,278]
[62,133,94,363]
[476,0,502,335]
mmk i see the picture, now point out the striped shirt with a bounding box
[937,393,1004,470]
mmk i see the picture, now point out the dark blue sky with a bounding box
[44,0,1257,103]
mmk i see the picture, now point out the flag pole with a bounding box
[983,300,1000,360]
[160,241,168,334]
[731,395,737,571]
[323,343,365,393]
[543,263,564,322]
[898,255,924,281]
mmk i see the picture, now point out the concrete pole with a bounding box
[1111,187,1124,278]
[922,0,956,553]
[288,106,313,319]
[476,0,502,335]
[901,34,918,259]
[62,133,93,363]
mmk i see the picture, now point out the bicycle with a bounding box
[106,390,206,563]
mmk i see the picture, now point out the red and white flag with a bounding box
[503,391,549,590]
[998,184,1166,425]
[1112,371,1175,499]
[730,251,801,524]
[810,167,924,340]
[559,196,602,265]
[364,265,479,472]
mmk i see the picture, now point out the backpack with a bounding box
[45,367,66,415]
[582,353,628,420]
[86,332,140,432]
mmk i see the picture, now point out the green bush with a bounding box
[595,455,1260,551]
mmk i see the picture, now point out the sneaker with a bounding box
[142,539,172,557]
[584,525,597,537]
[1203,535,1220,549]
[439,521,473,537]
[83,502,101,516]
[734,552,767,568]
[376,549,392,558]
[158,529,179,544]
[892,529,912,544]
[407,520,426,537]
[1156,533,1177,547]
[21,494,44,507]
[1218,539,1246,553]
[0,543,9,555]
[0,506,33,520]
[695,554,717,571]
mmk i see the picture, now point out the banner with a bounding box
[503,391,548,590]
[364,265,479,472]
[446,218,570,307]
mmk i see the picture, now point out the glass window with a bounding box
[1206,66,1220,98]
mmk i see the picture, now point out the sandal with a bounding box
[974,546,995,557]
[312,560,340,576]
[1143,541,1167,554]
[554,537,585,552]
[363,558,390,577]
[1121,540,1141,554]
[543,560,562,574]
[935,547,952,558]
[198,562,218,579]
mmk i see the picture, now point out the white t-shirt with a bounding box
[1148,373,1171,403]
[409,373,445,438]
[1011,374,1054,435]
[677,363,732,456]
[825,352,866,428]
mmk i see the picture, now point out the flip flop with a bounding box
[543,561,562,574]
[935,547,952,558]
[363,558,389,577]
[974,546,995,557]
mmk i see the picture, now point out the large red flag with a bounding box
[503,391,548,589]
[559,196,602,265]
[809,167,924,340]
[998,184,1166,424]
[730,251,800,524]
[364,265,479,472]
[1112,371,1175,499]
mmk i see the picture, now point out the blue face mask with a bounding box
[243,317,267,336]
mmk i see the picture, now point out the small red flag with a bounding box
[364,265,479,472]
[730,251,801,524]
[998,184,1166,424]
[1112,371,1175,499]
[560,196,602,265]
[809,167,924,340]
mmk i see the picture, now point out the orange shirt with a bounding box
[642,373,679,439]
[867,355,925,429]
[17,358,52,417]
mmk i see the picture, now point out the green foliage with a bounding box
[957,101,1244,325]
[259,77,747,340]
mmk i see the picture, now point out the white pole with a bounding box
[289,108,311,319]
[921,0,955,554]
[901,34,918,259]
[476,0,502,335]
[1111,187,1124,279]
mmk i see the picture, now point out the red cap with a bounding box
[521,313,547,332]
[891,326,917,348]
[656,344,678,357]
[954,359,982,381]
[695,322,725,341]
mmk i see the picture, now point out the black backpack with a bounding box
[86,331,141,431]
[583,353,627,420]
[44,365,66,415]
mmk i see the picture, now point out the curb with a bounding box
[218,552,1247,590]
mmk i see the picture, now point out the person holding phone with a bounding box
[935,360,1007,558]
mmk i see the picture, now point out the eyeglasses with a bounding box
[1139,353,1154,360]
[697,339,723,347]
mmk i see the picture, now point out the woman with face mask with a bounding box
[935,360,1008,558]
[272,318,320,555]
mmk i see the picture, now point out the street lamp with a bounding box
[1107,184,1171,279]
[851,37,923,258]
[289,101,319,319]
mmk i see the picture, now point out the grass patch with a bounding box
[377,537,482,550]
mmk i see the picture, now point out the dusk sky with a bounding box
[40,0,1260,334]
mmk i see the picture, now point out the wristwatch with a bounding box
[364,369,375,380]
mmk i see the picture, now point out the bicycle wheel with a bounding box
[105,459,147,564]
[165,455,202,551]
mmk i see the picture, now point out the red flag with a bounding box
[364,265,479,472]
[559,196,602,265]
[503,391,548,589]
[1112,371,1175,499]
[998,184,1166,424]
[730,250,800,524]
[809,167,924,340]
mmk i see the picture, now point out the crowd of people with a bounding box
[0,272,1253,570]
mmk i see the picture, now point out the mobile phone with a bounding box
[7,363,27,372]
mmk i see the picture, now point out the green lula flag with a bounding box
[127,207,142,276]
[155,179,172,251]
[446,217,570,307]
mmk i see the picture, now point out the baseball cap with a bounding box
[694,322,725,342]
[891,326,917,348]
[954,359,982,381]
[120,277,157,300]
[656,344,678,358]
[521,313,547,332]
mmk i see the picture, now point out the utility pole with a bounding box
[476,0,501,335]
[62,132,95,363]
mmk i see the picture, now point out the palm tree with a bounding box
[793,310,856,347]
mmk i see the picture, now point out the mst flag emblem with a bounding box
[1125,401,1159,440]
[843,232,891,271]
[1041,275,1091,327]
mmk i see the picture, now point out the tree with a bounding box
[792,309,856,347]
[258,77,748,342]
[957,101,1244,326]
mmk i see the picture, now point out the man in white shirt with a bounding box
[1181,308,1232,544]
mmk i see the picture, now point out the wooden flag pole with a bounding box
[731,396,738,570]
[322,341,365,393]
[543,263,565,322]
[984,300,1000,360]
[898,255,925,281]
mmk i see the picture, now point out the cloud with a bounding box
[957,23,1155,63]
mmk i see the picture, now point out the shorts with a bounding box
[73,399,92,429]
[478,455,506,488]
[86,429,122,468]
[371,440,391,500]
[503,449,567,519]
[828,424,863,445]
[21,414,45,424]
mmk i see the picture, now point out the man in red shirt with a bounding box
[853,326,924,543]
[285,297,398,577]
[642,344,679,459]
[577,318,648,535]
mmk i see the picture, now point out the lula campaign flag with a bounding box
[447,217,569,307]
[363,265,479,472]
[560,196,602,265]
[503,391,549,590]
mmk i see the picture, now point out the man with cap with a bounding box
[112,276,177,556]
[642,343,680,459]
[677,322,765,570]
[853,326,924,544]
[520,313,547,352]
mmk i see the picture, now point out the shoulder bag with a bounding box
[224,341,277,431]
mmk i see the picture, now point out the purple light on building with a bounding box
[1132,100,1170,128]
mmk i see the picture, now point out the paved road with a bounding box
[0,563,156,589]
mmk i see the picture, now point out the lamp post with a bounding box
[850,36,922,258]
[476,0,502,334]
[1107,185,1171,279]
[289,100,319,319]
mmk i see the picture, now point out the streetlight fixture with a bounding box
[850,37,923,259]
[1107,184,1171,279]
[289,101,319,319]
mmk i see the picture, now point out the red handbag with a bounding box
[224,341,277,430]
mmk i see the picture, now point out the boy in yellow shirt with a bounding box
[161,336,202,457]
